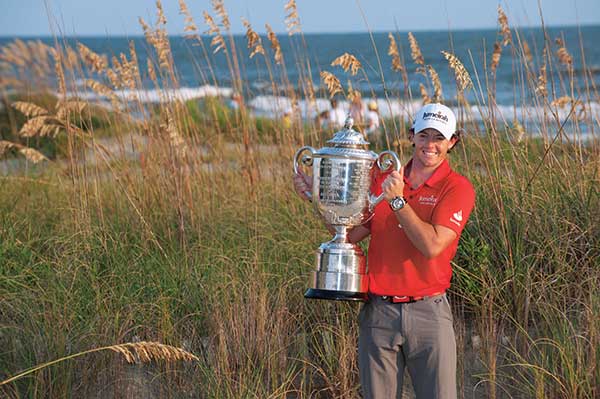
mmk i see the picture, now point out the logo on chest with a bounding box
[418,195,438,206]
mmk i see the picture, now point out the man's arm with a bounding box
[347,225,371,244]
[382,169,457,259]
[391,205,456,258]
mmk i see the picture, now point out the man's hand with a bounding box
[293,172,313,201]
[381,167,405,202]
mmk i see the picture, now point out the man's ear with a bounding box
[448,135,460,150]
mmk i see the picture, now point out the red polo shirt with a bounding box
[366,159,475,296]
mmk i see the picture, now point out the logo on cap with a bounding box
[422,111,449,123]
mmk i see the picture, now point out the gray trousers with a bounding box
[358,294,457,399]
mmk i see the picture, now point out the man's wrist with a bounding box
[388,196,407,212]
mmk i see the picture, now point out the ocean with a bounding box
[2,25,599,135]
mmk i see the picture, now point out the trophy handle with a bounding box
[293,146,316,200]
[369,150,401,211]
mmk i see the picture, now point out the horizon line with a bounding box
[1,22,598,39]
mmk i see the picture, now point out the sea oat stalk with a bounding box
[491,42,502,73]
[419,83,431,104]
[555,38,573,68]
[408,32,425,66]
[242,19,265,59]
[428,65,443,102]
[12,101,49,118]
[0,140,47,163]
[388,33,404,73]
[284,0,301,36]
[320,71,342,98]
[0,341,198,386]
[204,12,227,54]
[266,24,284,65]
[442,51,473,92]
[331,53,362,76]
[497,6,512,46]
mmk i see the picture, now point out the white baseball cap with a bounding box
[412,103,457,140]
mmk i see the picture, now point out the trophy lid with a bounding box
[327,115,370,147]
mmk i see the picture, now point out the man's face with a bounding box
[410,128,457,168]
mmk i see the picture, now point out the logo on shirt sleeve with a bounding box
[450,210,463,226]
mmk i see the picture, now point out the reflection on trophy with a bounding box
[293,116,400,301]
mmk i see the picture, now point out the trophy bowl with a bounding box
[294,117,400,301]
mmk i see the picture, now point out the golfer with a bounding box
[294,103,475,398]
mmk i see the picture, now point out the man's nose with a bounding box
[424,136,435,145]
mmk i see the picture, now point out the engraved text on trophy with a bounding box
[318,159,371,205]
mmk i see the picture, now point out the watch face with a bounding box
[391,197,405,211]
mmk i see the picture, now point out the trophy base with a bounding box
[304,243,368,302]
[304,288,368,301]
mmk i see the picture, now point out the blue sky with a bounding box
[1,0,599,36]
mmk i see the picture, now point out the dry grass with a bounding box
[387,33,403,72]
[109,341,199,364]
[419,83,431,105]
[212,0,231,31]
[77,42,107,73]
[442,51,473,92]
[555,38,573,67]
[427,65,443,103]
[536,64,548,97]
[1,341,198,387]
[178,0,198,39]
[203,11,227,55]
[12,101,49,117]
[331,52,362,76]
[266,24,284,65]
[243,18,265,59]
[17,115,54,137]
[491,42,502,73]
[0,140,47,163]
[285,0,302,36]
[320,70,343,98]
[497,6,512,46]
[408,32,425,66]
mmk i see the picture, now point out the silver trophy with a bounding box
[293,116,401,301]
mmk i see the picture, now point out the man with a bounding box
[293,103,475,399]
[365,100,381,141]
[328,98,347,129]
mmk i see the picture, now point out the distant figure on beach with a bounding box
[365,100,381,140]
[328,98,346,130]
[229,92,243,110]
[282,108,292,129]
[315,110,329,130]
[349,92,365,127]
[294,103,475,399]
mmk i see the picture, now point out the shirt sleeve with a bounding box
[431,177,475,235]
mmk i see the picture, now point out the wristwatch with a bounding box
[389,196,407,212]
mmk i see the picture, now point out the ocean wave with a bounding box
[63,85,599,135]
[65,85,233,103]
[248,95,599,125]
